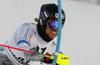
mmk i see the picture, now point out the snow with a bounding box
[0,0,100,65]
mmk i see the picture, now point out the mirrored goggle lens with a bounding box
[47,20,64,30]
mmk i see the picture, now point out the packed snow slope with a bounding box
[0,0,100,65]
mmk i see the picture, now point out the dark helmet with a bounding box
[39,3,66,29]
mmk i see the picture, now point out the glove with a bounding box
[41,53,58,65]
[41,53,53,64]
[41,53,70,65]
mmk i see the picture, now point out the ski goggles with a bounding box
[47,20,64,30]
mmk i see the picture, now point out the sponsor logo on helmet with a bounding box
[41,11,45,20]
[44,11,48,18]
[55,13,64,19]
[55,13,58,19]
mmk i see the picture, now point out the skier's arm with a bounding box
[13,23,33,50]
[13,23,43,61]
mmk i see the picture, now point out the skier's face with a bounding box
[45,26,58,39]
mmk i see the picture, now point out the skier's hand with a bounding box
[41,53,58,65]
[42,53,70,65]
[41,53,53,64]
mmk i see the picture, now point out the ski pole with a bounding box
[0,44,70,65]
[0,44,34,54]
[0,44,54,59]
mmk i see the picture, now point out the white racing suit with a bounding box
[0,22,58,65]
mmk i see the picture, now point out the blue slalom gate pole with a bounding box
[52,0,62,65]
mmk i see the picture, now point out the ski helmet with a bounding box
[39,3,66,29]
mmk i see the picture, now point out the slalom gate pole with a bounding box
[52,0,62,65]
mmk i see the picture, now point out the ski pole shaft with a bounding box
[0,44,34,54]
[0,44,54,59]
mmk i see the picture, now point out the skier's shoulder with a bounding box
[22,22,37,27]
[20,22,37,30]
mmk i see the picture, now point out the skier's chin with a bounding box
[49,34,57,39]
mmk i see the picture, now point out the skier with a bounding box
[0,3,66,65]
